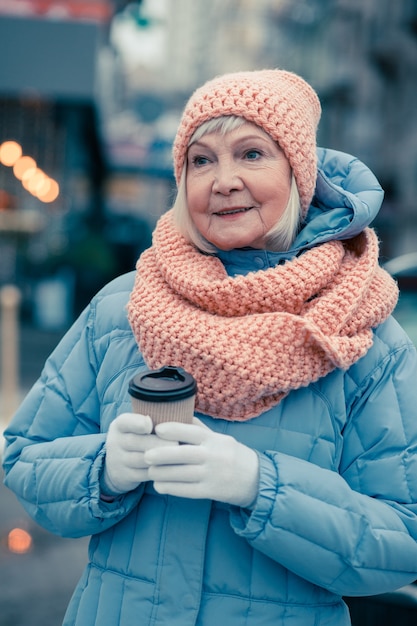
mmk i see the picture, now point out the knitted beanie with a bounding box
[172,69,322,216]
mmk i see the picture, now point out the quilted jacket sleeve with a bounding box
[230,322,417,597]
[2,293,144,538]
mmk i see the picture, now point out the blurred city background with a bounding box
[0,0,417,624]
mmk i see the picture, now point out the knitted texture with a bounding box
[172,69,321,216]
[127,211,398,421]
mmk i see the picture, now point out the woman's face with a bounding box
[186,121,292,250]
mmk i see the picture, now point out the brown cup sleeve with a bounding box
[130,395,195,428]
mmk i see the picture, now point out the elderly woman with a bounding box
[3,70,417,626]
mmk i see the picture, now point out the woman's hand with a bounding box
[101,412,178,496]
[144,419,260,508]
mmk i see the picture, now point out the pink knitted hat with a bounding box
[173,69,322,215]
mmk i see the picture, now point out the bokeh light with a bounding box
[37,178,59,203]
[2,143,59,203]
[7,528,33,554]
[35,176,51,198]
[22,167,44,192]
[13,155,37,181]
[0,141,22,166]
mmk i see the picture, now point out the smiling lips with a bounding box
[214,207,253,216]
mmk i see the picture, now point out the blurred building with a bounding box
[0,0,154,326]
[161,0,417,258]
[265,0,417,258]
[112,0,417,258]
[0,0,416,328]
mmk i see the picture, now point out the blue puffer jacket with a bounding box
[4,148,417,626]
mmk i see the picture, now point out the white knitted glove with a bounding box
[101,413,178,496]
[144,420,259,508]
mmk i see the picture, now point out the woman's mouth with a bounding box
[214,207,253,216]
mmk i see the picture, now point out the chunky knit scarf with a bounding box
[127,210,398,420]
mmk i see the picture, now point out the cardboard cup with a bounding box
[128,366,197,429]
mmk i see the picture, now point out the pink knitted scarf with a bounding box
[127,210,398,420]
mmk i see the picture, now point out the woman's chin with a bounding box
[211,237,265,251]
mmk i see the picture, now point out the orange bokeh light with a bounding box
[36,176,51,197]
[2,144,59,204]
[37,178,59,203]
[13,156,37,181]
[22,170,37,190]
[7,528,33,554]
[21,167,46,194]
[28,171,48,195]
[0,141,22,166]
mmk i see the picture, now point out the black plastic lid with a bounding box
[128,366,197,402]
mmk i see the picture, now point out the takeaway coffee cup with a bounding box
[128,366,197,429]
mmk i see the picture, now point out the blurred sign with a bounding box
[0,15,104,100]
[0,0,113,22]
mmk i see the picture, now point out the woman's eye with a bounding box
[192,155,210,167]
[245,149,262,160]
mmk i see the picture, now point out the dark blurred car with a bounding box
[384,252,417,347]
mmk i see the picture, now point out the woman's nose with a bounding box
[212,163,244,194]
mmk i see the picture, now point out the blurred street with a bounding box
[9,324,63,391]
[0,1,416,625]
[0,325,89,626]
[0,473,89,626]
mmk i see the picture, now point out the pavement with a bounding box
[0,324,89,626]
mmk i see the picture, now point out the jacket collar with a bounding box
[216,147,384,277]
